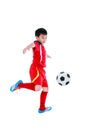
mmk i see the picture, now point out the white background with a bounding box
[0,0,87,130]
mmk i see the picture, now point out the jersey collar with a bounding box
[34,40,42,45]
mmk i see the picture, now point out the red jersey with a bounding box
[32,41,46,67]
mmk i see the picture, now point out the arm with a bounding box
[23,42,35,54]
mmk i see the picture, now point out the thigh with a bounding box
[29,64,42,85]
[42,77,48,88]
[40,68,48,88]
[42,78,49,92]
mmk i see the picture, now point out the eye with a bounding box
[42,36,44,39]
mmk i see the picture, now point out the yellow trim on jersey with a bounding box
[31,67,39,83]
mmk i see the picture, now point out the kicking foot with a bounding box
[38,106,52,114]
[10,80,23,92]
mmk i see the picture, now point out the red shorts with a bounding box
[29,64,48,87]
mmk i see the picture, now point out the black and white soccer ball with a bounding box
[56,72,71,86]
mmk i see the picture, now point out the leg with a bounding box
[39,77,49,110]
[38,70,52,113]
[18,83,41,91]
[35,85,42,91]
[39,86,52,113]
[39,87,48,110]
[18,64,42,91]
[10,64,41,92]
[10,81,42,92]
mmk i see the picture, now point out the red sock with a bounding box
[39,91,48,110]
[18,83,35,91]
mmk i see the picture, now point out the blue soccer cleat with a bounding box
[38,106,52,114]
[10,80,23,92]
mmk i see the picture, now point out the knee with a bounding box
[42,87,49,92]
[35,85,41,91]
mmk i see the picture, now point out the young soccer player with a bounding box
[10,28,52,113]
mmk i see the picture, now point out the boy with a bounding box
[10,28,52,113]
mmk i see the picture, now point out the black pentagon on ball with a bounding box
[66,81,69,85]
[59,83,62,86]
[67,74,70,78]
[56,75,58,80]
[60,76,65,81]
[60,71,64,74]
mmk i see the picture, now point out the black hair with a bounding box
[35,28,47,37]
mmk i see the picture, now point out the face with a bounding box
[36,34,47,44]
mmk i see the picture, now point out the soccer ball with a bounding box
[56,72,71,86]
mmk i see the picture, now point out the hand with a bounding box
[47,54,52,58]
[23,48,27,54]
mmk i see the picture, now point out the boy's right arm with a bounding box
[23,42,35,54]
